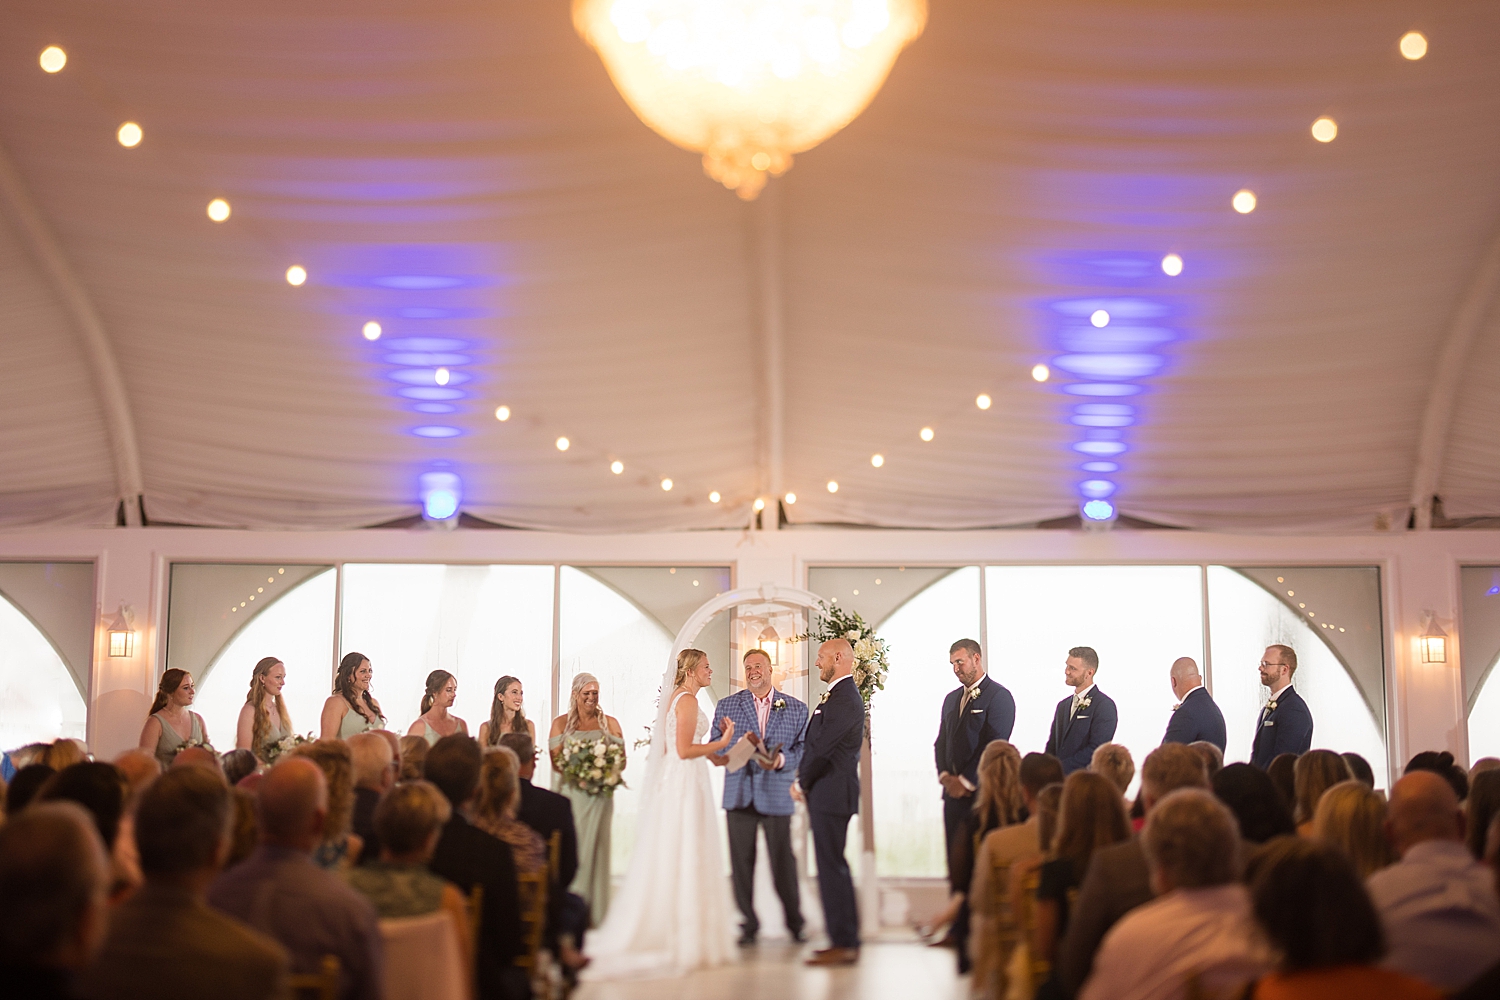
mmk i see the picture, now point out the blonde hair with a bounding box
[474,746,522,824]
[291,739,355,841]
[565,673,603,735]
[674,649,707,688]
[1091,743,1136,796]
[375,780,452,855]
[1312,779,1393,879]
[247,657,291,754]
[972,740,1025,831]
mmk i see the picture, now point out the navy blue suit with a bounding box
[1251,685,1313,769]
[1160,685,1227,751]
[1044,686,1118,775]
[934,675,1016,871]
[799,675,864,950]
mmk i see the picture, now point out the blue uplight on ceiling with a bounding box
[1076,403,1134,416]
[1489,586,1500,596]
[1056,326,1175,353]
[384,337,470,352]
[390,368,473,386]
[1079,479,1116,499]
[1074,441,1128,456]
[1053,354,1165,379]
[1080,461,1119,473]
[419,471,462,521]
[398,307,458,319]
[1081,499,1116,521]
[412,425,462,438]
[385,352,472,366]
[398,387,465,401]
[412,402,457,414]
[1063,383,1143,397]
[1072,414,1135,427]
[373,275,468,290]
[1051,297,1171,320]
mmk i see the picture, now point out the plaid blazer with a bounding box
[710,688,807,816]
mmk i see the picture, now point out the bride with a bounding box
[583,648,738,978]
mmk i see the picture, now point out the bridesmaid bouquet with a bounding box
[263,731,314,764]
[559,736,627,796]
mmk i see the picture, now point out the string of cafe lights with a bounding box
[229,569,286,614]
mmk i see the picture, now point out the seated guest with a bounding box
[345,780,470,965]
[110,750,161,890]
[37,762,135,899]
[46,739,90,771]
[1266,753,1297,812]
[1404,750,1468,802]
[1058,743,1208,997]
[111,750,161,801]
[1470,757,1500,783]
[1366,770,1500,990]
[1311,780,1392,879]
[1247,838,1439,1000]
[209,757,383,1000]
[499,732,588,960]
[170,746,222,774]
[1465,769,1500,860]
[946,741,1027,974]
[1189,741,1223,778]
[291,740,362,870]
[77,767,290,1000]
[424,735,524,1000]
[226,787,259,867]
[1081,790,1269,1000]
[0,802,112,999]
[1211,764,1295,844]
[6,763,56,813]
[1292,750,1350,836]
[398,736,428,781]
[1090,743,1135,804]
[221,749,258,787]
[347,732,395,864]
[1342,752,1376,788]
[1037,771,1131,997]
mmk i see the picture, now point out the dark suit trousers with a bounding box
[726,806,802,936]
[942,793,972,880]
[810,806,860,949]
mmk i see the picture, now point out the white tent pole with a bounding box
[753,183,785,529]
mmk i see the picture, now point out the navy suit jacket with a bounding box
[1160,685,1227,751]
[934,675,1016,789]
[1251,685,1314,769]
[798,676,864,816]
[1045,687,1118,774]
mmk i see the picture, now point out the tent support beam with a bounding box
[1409,228,1500,530]
[753,182,785,529]
[0,141,144,525]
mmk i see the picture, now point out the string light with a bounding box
[1032,364,1050,382]
[1090,310,1110,328]
[494,405,511,422]
[753,498,766,511]
[919,427,934,442]
[556,436,570,451]
[285,265,307,286]
[206,198,231,222]
[661,478,673,491]
[709,490,721,503]
[1311,117,1338,142]
[975,393,992,410]
[784,492,797,504]
[610,460,624,474]
[434,367,450,386]
[1161,253,1183,276]
[39,46,67,73]
[871,453,884,468]
[1399,31,1427,60]
[827,481,839,493]
[1232,189,1257,214]
[362,321,382,341]
[117,122,143,148]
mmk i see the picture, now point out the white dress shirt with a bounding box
[1366,838,1500,990]
[1079,884,1271,1000]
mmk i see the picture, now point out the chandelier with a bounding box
[574,0,927,199]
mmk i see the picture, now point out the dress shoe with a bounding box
[737,930,758,947]
[805,947,859,967]
[789,928,807,944]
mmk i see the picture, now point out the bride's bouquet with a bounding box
[558,736,627,796]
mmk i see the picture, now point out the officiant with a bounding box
[709,647,809,946]
[934,639,1016,877]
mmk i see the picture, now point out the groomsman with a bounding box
[796,638,865,967]
[1160,656,1226,751]
[709,648,807,946]
[1250,644,1314,769]
[934,639,1015,875]
[1044,646,1118,775]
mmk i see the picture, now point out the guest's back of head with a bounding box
[290,739,355,840]
[1035,783,1064,851]
[171,746,223,776]
[375,781,452,858]
[1140,742,1209,808]
[1467,769,1500,860]
[347,731,394,791]
[1470,757,1500,783]
[44,738,88,771]
[1387,770,1462,856]
[37,761,128,850]
[498,732,537,778]
[6,763,55,813]
[111,748,162,802]
[475,746,522,825]
[1266,753,1298,811]
[1189,741,1224,777]
[398,735,429,781]
[1405,750,1468,802]
[257,756,328,848]
[1053,771,1130,872]
[221,748,258,787]
[0,801,110,968]
[1212,763,1296,844]
[424,734,482,806]
[975,740,1025,828]
[1312,779,1392,879]
[1293,749,1352,825]
[1020,752,1065,797]
[1143,788,1241,892]
[134,765,231,878]
[1341,752,1376,788]
[227,787,259,867]
[1089,743,1135,796]
[1248,837,1384,972]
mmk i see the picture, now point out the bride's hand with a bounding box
[715,717,735,748]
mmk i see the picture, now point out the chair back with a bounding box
[514,870,549,970]
[379,911,466,1000]
[288,954,339,1000]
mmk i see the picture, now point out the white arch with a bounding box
[668,582,824,665]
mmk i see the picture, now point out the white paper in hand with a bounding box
[725,734,759,772]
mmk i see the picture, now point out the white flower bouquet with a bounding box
[795,600,891,712]
[263,731,314,764]
[558,735,627,796]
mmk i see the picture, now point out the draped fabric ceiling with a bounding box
[1,0,1498,533]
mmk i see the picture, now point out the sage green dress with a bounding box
[550,728,624,926]
[150,711,204,769]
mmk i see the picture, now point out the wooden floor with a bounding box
[574,936,963,1000]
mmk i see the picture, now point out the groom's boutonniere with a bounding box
[772,698,787,712]
[818,691,830,706]
[1171,702,1181,712]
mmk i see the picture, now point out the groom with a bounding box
[795,637,865,967]
[709,648,808,946]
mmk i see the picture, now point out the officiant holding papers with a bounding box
[710,647,808,946]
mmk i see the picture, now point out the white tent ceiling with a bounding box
[1,1,1498,533]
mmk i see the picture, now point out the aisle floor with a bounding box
[573,938,963,1000]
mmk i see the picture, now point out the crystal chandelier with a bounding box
[574,0,927,199]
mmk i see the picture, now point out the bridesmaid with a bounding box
[407,670,468,745]
[139,669,210,769]
[478,675,536,747]
[549,672,625,926]
[236,656,292,762]
[321,651,385,739]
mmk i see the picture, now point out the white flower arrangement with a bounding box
[559,735,627,796]
[795,600,891,713]
[263,731,313,764]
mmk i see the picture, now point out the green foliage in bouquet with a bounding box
[795,600,891,711]
[558,734,627,796]
[263,732,314,765]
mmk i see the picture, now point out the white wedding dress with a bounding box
[581,690,736,979]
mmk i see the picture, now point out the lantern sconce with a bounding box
[757,625,781,667]
[106,603,136,658]
[1418,611,1449,664]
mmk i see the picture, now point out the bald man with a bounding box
[1366,770,1500,990]
[1160,657,1226,751]
[798,638,865,966]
